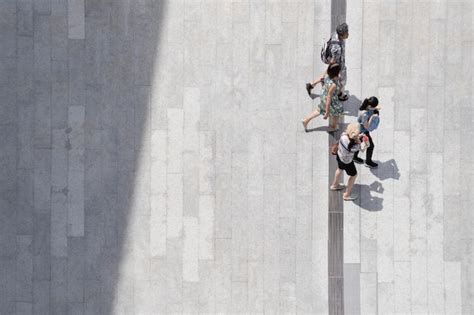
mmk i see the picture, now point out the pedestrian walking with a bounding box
[353,96,380,168]
[307,23,349,101]
[330,122,370,201]
[302,63,344,133]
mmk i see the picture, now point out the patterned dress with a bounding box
[319,75,344,117]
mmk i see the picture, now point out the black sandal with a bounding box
[338,93,349,101]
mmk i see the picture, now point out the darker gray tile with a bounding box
[33,213,51,280]
[68,302,84,315]
[33,15,52,81]
[51,257,67,315]
[34,0,51,15]
[33,149,52,211]
[84,279,102,314]
[0,257,16,312]
[16,236,33,302]
[0,191,17,257]
[50,16,68,60]
[51,82,68,129]
[33,280,51,314]
[51,59,68,82]
[84,209,104,280]
[67,237,85,302]
[17,8,33,36]
[34,81,52,149]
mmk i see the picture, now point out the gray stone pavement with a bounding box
[0,0,472,314]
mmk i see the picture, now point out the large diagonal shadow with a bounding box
[82,1,165,313]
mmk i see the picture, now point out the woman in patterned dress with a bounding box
[301,63,344,133]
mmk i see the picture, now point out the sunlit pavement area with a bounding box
[1,0,473,313]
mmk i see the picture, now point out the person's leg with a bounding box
[302,108,321,128]
[353,150,363,163]
[364,133,378,167]
[343,174,357,197]
[328,115,339,131]
[365,132,374,162]
[331,168,343,189]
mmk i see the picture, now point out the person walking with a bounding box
[307,23,349,101]
[330,122,369,201]
[353,96,380,168]
[301,63,344,133]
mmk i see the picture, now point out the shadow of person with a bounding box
[306,125,335,133]
[369,158,401,180]
[351,181,384,211]
[343,93,362,117]
[309,93,320,100]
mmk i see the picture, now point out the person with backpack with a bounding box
[330,122,370,201]
[353,96,380,168]
[301,63,344,133]
[306,23,349,101]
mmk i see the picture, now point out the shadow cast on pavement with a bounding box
[369,158,401,181]
[352,181,384,211]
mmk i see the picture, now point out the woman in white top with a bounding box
[330,122,369,200]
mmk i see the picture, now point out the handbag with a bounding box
[330,142,339,155]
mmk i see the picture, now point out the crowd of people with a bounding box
[301,23,381,201]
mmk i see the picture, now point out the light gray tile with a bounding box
[215,238,232,312]
[68,0,85,39]
[231,216,248,282]
[360,272,377,315]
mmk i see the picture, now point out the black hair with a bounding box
[359,96,379,111]
[327,63,341,79]
[336,23,349,36]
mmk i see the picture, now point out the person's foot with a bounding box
[353,157,363,164]
[306,83,313,96]
[365,160,378,168]
[338,92,349,101]
[301,120,308,132]
[343,194,358,201]
[330,183,345,191]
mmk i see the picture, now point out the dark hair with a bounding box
[359,96,379,111]
[327,63,341,79]
[336,23,349,36]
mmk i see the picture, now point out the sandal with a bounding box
[330,183,345,191]
[343,194,358,201]
[338,93,349,101]
[301,120,308,132]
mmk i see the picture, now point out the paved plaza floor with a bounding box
[1,0,473,313]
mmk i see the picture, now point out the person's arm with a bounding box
[324,84,337,119]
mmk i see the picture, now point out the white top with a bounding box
[337,132,368,164]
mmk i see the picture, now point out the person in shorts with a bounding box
[330,122,369,201]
